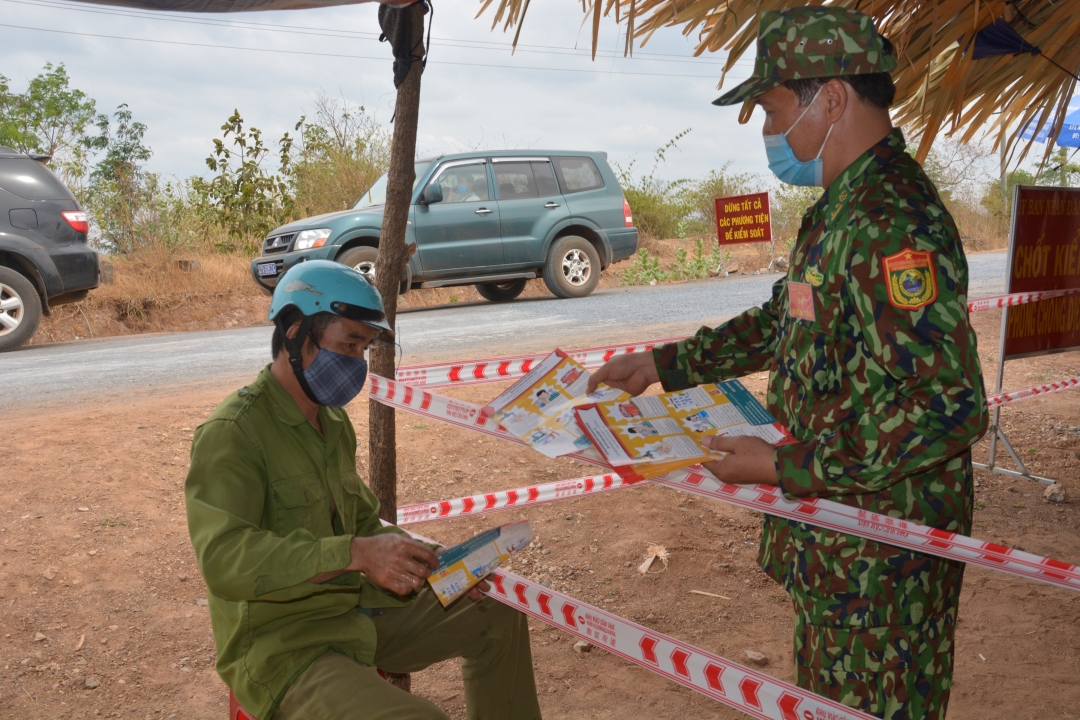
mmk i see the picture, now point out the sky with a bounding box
[0,0,772,184]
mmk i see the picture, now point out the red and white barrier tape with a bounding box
[393,328,1079,413]
[485,568,874,720]
[368,374,604,467]
[968,287,1080,313]
[986,376,1080,408]
[397,471,640,526]
[398,523,876,720]
[374,375,1080,593]
[650,472,1080,593]
[392,289,1080,389]
[394,337,681,388]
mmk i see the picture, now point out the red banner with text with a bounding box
[1003,186,1080,360]
[714,191,771,246]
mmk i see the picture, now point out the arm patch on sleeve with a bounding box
[883,248,938,310]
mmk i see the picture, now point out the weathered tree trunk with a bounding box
[368,1,425,697]
[369,1,424,525]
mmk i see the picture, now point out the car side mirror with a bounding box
[420,183,443,205]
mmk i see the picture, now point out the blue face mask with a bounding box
[763,86,835,187]
[302,348,369,407]
[456,183,468,195]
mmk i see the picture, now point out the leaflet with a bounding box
[574,380,793,477]
[427,521,534,606]
[482,350,627,458]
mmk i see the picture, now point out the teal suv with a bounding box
[250,150,638,301]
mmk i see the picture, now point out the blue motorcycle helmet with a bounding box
[269,260,392,406]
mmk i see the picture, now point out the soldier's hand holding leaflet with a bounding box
[700,434,779,486]
[585,351,660,396]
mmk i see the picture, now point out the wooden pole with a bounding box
[368,1,425,696]
[369,1,424,526]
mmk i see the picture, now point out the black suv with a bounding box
[0,146,99,351]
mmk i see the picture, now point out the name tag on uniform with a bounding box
[788,281,816,322]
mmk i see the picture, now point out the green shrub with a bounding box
[620,239,730,286]
[669,238,726,281]
[770,184,819,253]
[289,94,391,218]
[615,130,693,242]
[621,248,668,285]
[682,164,760,238]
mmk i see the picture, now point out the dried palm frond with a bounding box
[476,0,1080,165]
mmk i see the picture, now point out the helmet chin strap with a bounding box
[277,315,322,406]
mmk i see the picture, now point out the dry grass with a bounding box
[33,226,995,347]
[32,251,636,344]
[32,248,269,345]
[951,201,1009,253]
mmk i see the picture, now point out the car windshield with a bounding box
[353,162,431,209]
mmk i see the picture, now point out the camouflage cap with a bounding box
[713,6,896,107]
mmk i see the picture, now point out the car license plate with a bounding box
[257,262,278,277]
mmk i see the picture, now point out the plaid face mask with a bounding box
[303,348,369,408]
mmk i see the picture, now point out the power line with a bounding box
[0,21,735,79]
[1,0,753,67]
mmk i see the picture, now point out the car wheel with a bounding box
[542,236,601,299]
[475,278,527,302]
[0,266,43,353]
[337,246,411,295]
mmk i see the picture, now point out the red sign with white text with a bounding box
[715,191,771,246]
[1003,186,1080,360]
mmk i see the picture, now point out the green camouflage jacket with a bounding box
[654,129,989,627]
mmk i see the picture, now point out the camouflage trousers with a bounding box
[790,556,964,720]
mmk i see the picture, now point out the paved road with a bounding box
[3,250,1008,410]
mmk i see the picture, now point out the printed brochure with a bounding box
[482,350,626,458]
[574,381,793,477]
[427,521,534,606]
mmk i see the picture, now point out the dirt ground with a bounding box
[4,309,1080,720]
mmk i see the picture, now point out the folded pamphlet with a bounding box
[427,521,534,606]
[575,381,794,478]
[482,350,626,459]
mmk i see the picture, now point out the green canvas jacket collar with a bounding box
[812,127,907,231]
[258,365,345,450]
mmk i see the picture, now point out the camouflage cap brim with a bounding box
[712,76,779,107]
[713,7,896,109]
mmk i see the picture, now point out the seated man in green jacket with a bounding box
[185,260,541,720]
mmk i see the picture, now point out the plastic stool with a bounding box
[228,689,257,720]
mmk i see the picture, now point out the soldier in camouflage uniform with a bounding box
[588,7,988,719]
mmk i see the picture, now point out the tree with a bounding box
[1037,148,1080,188]
[613,130,692,241]
[91,104,152,183]
[917,134,997,206]
[368,2,425,529]
[366,1,427,696]
[980,168,1035,233]
[0,63,101,159]
[290,93,391,218]
[83,105,159,254]
[191,110,296,250]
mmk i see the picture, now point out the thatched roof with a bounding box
[477,0,1080,164]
